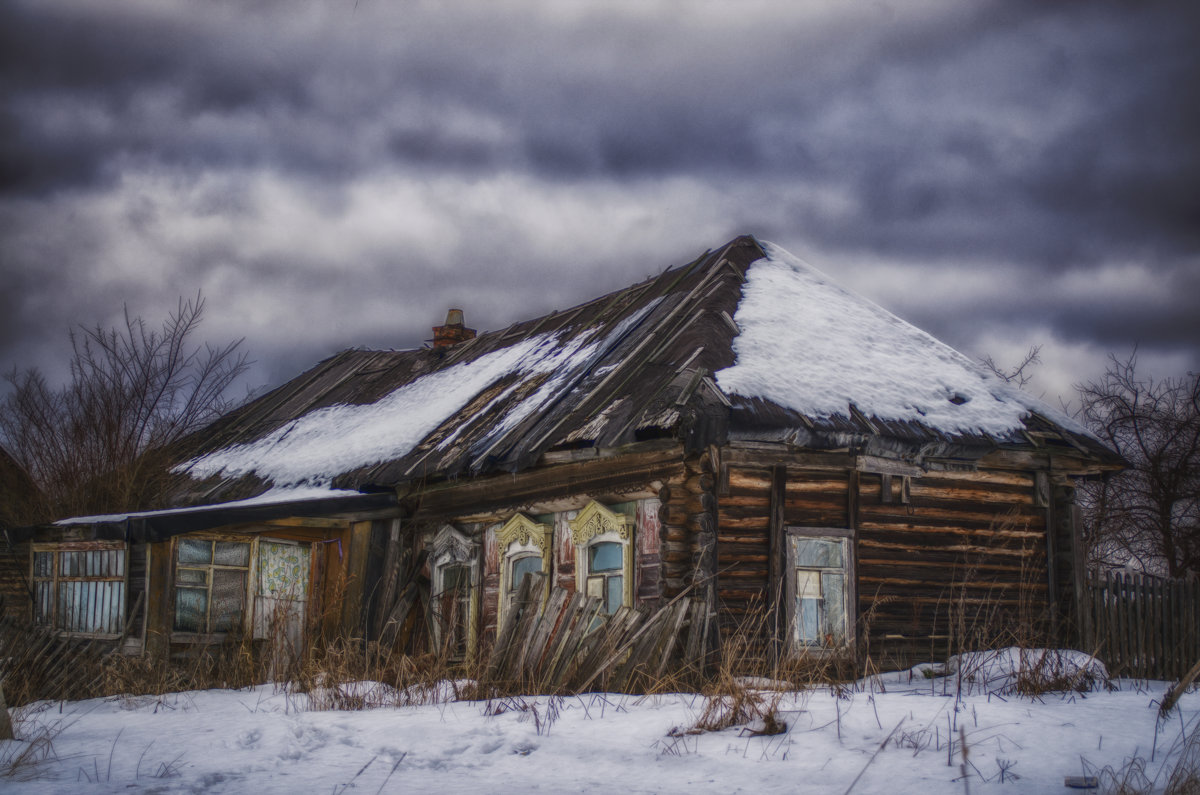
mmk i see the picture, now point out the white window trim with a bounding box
[428,524,480,658]
[30,541,128,638]
[785,526,855,655]
[495,513,552,628]
[568,501,634,611]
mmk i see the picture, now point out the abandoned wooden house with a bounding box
[6,235,1122,669]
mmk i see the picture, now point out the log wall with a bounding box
[708,454,1060,669]
[857,469,1049,667]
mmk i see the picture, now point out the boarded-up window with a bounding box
[31,543,126,635]
[174,538,251,633]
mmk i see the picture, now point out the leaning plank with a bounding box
[486,573,534,678]
[683,599,705,668]
[539,592,585,689]
[654,599,694,678]
[546,596,603,688]
[571,606,636,690]
[1161,656,1200,717]
[503,574,548,680]
[522,586,569,676]
[576,585,704,694]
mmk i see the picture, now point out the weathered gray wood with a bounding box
[654,599,693,678]
[522,585,568,675]
[486,572,535,678]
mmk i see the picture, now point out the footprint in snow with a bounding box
[237,729,262,749]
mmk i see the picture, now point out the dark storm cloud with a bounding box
[1,0,1197,404]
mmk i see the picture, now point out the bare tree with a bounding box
[1076,351,1200,576]
[0,293,249,523]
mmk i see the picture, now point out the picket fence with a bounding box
[1086,570,1200,680]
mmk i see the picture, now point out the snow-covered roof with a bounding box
[717,243,1090,439]
[165,235,1113,506]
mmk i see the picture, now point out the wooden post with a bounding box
[767,464,787,668]
[0,682,13,741]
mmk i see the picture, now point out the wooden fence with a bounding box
[1085,570,1200,680]
[483,573,709,693]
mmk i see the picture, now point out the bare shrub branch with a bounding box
[0,293,250,523]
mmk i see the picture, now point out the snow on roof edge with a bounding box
[54,486,364,526]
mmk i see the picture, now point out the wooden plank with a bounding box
[523,585,569,675]
[538,592,583,688]
[654,599,693,679]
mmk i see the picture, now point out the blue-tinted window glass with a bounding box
[589,542,622,573]
[510,555,542,592]
[605,575,623,614]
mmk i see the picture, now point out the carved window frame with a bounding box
[568,501,634,613]
[428,524,480,659]
[495,513,552,628]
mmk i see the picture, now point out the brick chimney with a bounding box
[432,308,476,348]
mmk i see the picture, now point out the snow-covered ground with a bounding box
[3,651,1196,793]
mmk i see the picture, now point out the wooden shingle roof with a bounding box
[168,235,1120,506]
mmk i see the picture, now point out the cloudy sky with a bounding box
[2,0,1197,410]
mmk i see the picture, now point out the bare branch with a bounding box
[980,345,1042,388]
[1076,350,1200,577]
[0,293,250,522]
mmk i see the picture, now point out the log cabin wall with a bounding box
[707,445,1064,670]
[715,460,851,660]
[856,467,1049,668]
[0,537,31,621]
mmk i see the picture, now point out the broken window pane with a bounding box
[176,568,207,586]
[793,538,842,568]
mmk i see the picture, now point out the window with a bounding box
[495,513,552,627]
[429,525,479,659]
[587,541,624,614]
[787,529,853,650]
[569,501,634,615]
[31,543,126,635]
[174,537,252,634]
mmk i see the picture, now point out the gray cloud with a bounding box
[1,0,1197,405]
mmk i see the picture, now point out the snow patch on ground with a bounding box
[901,648,1110,695]
[717,242,1090,438]
[4,665,1195,793]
